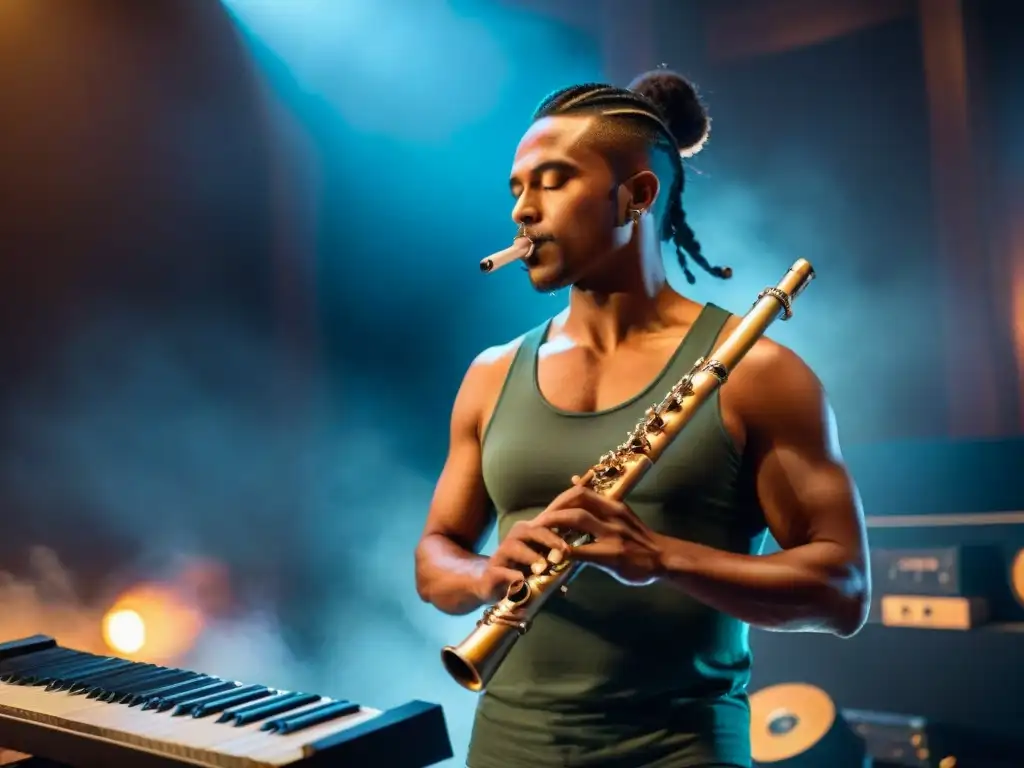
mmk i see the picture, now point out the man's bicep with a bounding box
[757,440,866,562]
[746,348,867,562]
[418,360,498,554]
[421,437,495,553]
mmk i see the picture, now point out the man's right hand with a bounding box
[473,519,573,603]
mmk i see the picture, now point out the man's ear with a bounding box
[615,170,660,225]
[625,169,660,213]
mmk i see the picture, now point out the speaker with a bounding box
[750,683,871,767]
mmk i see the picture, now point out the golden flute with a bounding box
[441,258,816,692]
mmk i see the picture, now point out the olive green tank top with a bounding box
[467,304,766,768]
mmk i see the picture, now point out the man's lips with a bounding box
[522,238,552,268]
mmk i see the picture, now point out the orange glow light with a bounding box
[101,583,204,663]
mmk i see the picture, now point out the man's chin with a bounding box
[526,265,570,294]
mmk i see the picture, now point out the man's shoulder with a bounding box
[715,312,815,381]
[454,320,551,432]
[468,315,553,373]
[716,313,828,430]
[471,334,525,370]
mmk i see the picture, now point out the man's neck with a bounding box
[562,244,692,353]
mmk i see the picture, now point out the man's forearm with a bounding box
[654,536,869,637]
[415,534,489,616]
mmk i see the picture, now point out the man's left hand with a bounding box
[532,482,665,586]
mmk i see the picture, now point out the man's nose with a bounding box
[512,195,539,227]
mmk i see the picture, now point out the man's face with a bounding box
[508,115,626,292]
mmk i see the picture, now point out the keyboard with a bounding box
[0,635,453,768]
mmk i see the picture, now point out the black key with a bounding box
[0,646,72,673]
[96,671,168,704]
[81,664,160,697]
[111,669,194,703]
[170,683,244,716]
[65,660,138,693]
[51,659,138,692]
[100,668,181,702]
[0,635,56,663]
[163,681,237,711]
[153,680,234,711]
[45,657,128,685]
[6,651,95,680]
[70,664,144,696]
[45,658,126,690]
[260,700,362,734]
[221,692,321,727]
[0,648,78,679]
[16,654,104,685]
[96,666,173,702]
[187,685,274,718]
[131,675,217,707]
[142,680,210,711]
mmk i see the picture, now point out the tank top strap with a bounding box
[662,302,732,383]
[480,318,553,447]
[505,317,552,394]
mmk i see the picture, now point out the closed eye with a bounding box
[509,160,579,198]
[541,173,568,190]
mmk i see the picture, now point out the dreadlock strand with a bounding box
[670,202,732,280]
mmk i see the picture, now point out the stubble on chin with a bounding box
[528,270,570,295]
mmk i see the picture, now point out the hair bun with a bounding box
[627,69,710,157]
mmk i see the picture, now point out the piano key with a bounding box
[186,684,270,720]
[216,692,320,726]
[41,656,120,686]
[221,703,383,764]
[110,670,196,703]
[44,658,128,690]
[62,659,148,689]
[232,693,321,728]
[4,651,93,675]
[63,660,139,694]
[153,681,236,711]
[160,699,342,753]
[0,635,454,768]
[97,669,188,704]
[131,675,219,708]
[63,661,145,694]
[2,676,447,767]
[180,685,273,718]
[0,648,75,676]
[0,657,76,685]
[6,654,100,684]
[102,668,185,698]
[63,688,328,751]
[81,664,161,697]
[260,699,361,734]
[35,655,112,679]
[169,684,242,716]
[0,635,56,662]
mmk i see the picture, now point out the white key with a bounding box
[0,674,401,768]
[183,700,377,761]
[242,706,382,765]
[0,680,383,767]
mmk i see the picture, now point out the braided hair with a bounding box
[532,70,732,284]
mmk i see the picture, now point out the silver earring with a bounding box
[630,208,642,224]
